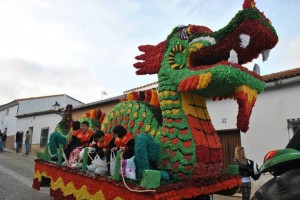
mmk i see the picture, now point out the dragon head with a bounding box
[134,0,278,132]
[55,104,73,135]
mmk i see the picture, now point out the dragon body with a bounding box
[102,0,278,183]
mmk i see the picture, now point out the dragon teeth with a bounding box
[228,49,238,64]
[253,64,261,75]
[262,49,270,61]
[239,34,250,48]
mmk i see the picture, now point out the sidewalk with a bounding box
[213,193,241,200]
[3,148,37,159]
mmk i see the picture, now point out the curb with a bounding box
[3,148,37,159]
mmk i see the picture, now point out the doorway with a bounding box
[217,129,241,170]
[28,127,33,151]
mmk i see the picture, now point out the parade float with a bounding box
[32,0,278,199]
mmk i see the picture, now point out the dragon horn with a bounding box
[243,0,256,9]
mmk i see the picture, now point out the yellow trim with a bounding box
[189,43,203,53]
[181,93,210,120]
[197,73,212,89]
[52,177,105,200]
[235,85,257,103]
[34,171,51,181]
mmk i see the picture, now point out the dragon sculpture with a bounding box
[48,104,73,158]
[102,0,278,188]
[48,105,105,159]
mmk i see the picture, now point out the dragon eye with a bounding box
[168,44,186,70]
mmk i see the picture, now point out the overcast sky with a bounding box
[0,0,299,105]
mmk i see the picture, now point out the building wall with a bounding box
[207,82,300,165]
[17,114,61,144]
[0,104,18,137]
[5,135,16,151]
[243,83,300,163]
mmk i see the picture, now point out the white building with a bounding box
[208,68,300,164]
[0,94,84,152]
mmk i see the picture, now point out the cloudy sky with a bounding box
[0,0,299,105]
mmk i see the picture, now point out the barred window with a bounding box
[40,128,49,147]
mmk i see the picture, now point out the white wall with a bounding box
[0,105,18,136]
[0,94,83,142]
[17,114,61,144]
[207,82,300,165]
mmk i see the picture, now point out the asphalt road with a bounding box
[0,150,52,200]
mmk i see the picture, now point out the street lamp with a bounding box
[52,101,64,116]
[52,101,60,111]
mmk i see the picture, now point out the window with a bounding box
[40,128,49,147]
[6,109,9,116]
[287,118,300,150]
[287,118,300,136]
[287,118,300,137]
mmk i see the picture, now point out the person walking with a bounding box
[24,131,30,156]
[15,131,22,153]
[0,130,3,152]
[2,130,7,151]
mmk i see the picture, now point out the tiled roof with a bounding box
[263,68,300,82]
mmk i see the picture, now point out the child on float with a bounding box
[111,125,135,160]
[63,121,94,166]
[88,130,116,172]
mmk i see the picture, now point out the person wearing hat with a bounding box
[111,125,135,159]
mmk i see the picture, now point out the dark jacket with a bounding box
[234,158,260,180]
[15,132,22,143]
[89,134,116,159]
[2,133,7,142]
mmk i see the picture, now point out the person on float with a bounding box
[64,121,94,159]
[88,130,116,171]
[92,123,101,132]
[111,125,135,160]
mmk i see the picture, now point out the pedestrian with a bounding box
[15,131,22,153]
[2,129,7,151]
[234,146,260,200]
[24,131,30,155]
[0,130,3,152]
